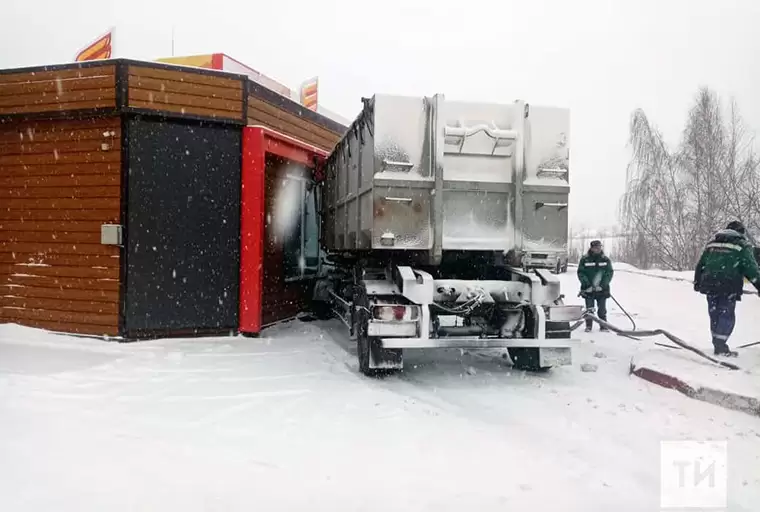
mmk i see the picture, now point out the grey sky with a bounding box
[3,0,759,231]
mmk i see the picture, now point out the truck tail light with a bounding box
[372,305,419,321]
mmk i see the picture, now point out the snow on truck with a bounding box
[312,94,581,375]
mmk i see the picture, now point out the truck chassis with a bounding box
[315,92,578,376]
[315,255,582,376]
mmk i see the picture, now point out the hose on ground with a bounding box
[576,291,637,331]
[610,293,636,331]
[568,310,740,371]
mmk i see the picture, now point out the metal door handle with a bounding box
[382,160,414,170]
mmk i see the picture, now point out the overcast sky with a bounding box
[3,0,759,232]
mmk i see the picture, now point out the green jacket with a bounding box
[578,251,614,298]
[694,229,760,299]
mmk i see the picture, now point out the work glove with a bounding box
[594,286,602,292]
[583,287,593,294]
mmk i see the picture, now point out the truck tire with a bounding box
[353,280,402,377]
[507,347,548,372]
[355,305,373,375]
[310,299,333,320]
[355,305,403,376]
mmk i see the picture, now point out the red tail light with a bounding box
[372,305,419,321]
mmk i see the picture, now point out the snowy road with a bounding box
[1,270,760,511]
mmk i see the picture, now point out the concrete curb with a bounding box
[631,365,760,418]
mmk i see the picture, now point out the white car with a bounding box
[522,251,569,274]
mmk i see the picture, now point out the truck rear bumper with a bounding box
[380,337,573,349]
[380,337,573,366]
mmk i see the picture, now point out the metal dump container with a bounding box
[322,94,570,264]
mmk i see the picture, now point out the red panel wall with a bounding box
[239,128,266,334]
[239,126,327,335]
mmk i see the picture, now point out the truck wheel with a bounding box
[507,347,549,372]
[358,338,381,377]
[356,307,402,376]
[356,307,374,375]
[310,299,333,320]
[353,282,402,376]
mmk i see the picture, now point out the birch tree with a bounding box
[619,87,760,270]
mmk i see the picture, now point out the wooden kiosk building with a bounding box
[0,59,345,338]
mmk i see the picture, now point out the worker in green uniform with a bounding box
[578,240,614,332]
[694,220,760,356]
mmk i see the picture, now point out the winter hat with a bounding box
[590,240,602,248]
[726,220,746,234]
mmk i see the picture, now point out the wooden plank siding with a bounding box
[248,96,343,151]
[0,117,121,336]
[127,64,245,122]
[0,59,346,136]
[0,59,347,338]
[246,80,346,153]
[0,65,116,116]
[247,96,343,152]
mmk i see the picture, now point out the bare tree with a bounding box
[712,100,760,234]
[619,87,760,270]
[619,109,692,269]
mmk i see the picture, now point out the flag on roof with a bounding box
[300,77,318,112]
[75,29,113,62]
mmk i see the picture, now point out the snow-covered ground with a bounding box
[613,261,757,293]
[1,269,760,511]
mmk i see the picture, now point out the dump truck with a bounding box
[312,94,581,375]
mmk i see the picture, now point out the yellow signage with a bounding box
[300,77,318,111]
[156,54,215,69]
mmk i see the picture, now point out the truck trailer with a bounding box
[313,94,581,375]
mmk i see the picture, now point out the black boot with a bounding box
[713,339,738,357]
[584,322,593,333]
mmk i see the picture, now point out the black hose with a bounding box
[609,293,637,331]
[575,291,636,330]
[572,287,741,369]
[570,311,740,371]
